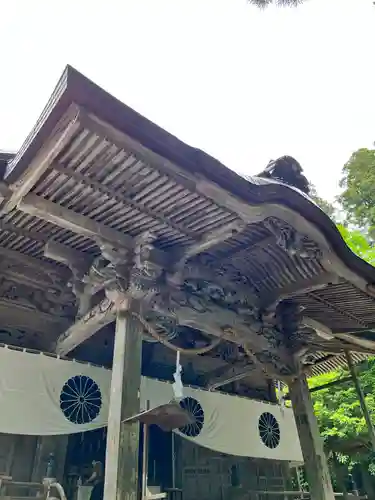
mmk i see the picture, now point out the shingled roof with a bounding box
[1,65,375,381]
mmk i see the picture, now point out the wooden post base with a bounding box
[104,299,142,500]
[289,373,335,500]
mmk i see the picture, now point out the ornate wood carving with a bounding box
[264,217,322,260]
[54,232,319,377]
[0,276,76,318]
[55,297,119,355]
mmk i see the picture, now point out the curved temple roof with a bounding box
[1,65,375,380]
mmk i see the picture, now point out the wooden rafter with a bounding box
[206,364,257,390]
[258,272,338,310]
[51,163,198,240]
[19,193,135,251]
[0,246,69,282]
[76,108,372,295]
[44,240,94,272]
[3,104,82,214]
[308,291,368,329]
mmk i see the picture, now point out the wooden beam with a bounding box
[259,273,338,310]
[19,193,134,248]
[336,333,375,352]
[0,299,70,336]
[345,350,375,451]
[44,240,93,272]
[19,193,169,268]
[206,363,257,390]
[54,290,289,377]
[171,221,245,282]
[0,246,69,281]
[283,376,352,400]
[104,299,142,500]
[54,297,120,355]
[289,372,335,500]
[3,104,81,214]
[78,109,371,295]
[52,162,198,240]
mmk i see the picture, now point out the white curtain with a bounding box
[0,346,302,462]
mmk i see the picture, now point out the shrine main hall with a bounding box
[0,65,375,500]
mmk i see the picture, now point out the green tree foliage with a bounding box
[337,224,375,266]
[311,362,375,446]
[340,148,375,230]
[309,223,375,468]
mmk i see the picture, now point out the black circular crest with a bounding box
[60,375,102,424]
[178,397,204,437]
[258,412,280,449]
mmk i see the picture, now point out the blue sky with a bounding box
[1,0,374,201]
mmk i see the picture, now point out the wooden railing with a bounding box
[0,476,67,500]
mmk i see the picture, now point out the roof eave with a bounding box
[5,64,375,289]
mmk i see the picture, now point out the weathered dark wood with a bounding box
[345,350,375,451]
[259,273,337,310]
[171,221,245,282]
[207,363,257,390]
[20,193,134,249]
[54,297,119,355]
[4,104,81,214]
[20,193,170,269]
[337,333,375,352]
[104,299,143,500]
[289,372,335,500]
[0,246,70,283]
[284,377,352,400]
[74,107,374,296]
[44,240,93,272]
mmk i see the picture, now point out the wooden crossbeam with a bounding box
[54,297,119,355]
[206,363,257,390]
[44,240,94,272]
[19,193,135,250]
[79,109,369,294]
[0,246,69,282]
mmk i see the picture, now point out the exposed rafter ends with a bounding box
[54,298,118,355]
[19,193,170,269]
[19,193,134,249]
[4,104,82,214]
[259,272,338,310]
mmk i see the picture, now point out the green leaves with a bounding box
[337,224,375,266]
[340,148,375,230]
[308,218,375,466]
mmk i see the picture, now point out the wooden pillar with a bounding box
[104,299,143,500]
[289,373,335,500]
[345,350,375,451]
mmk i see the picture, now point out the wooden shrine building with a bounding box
[1,66,375,500]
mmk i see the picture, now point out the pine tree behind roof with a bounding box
[248,0,304,7]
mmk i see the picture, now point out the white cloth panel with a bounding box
[0,347,302,461]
